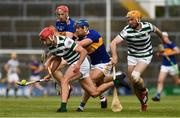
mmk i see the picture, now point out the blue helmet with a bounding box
[75,19,89,28]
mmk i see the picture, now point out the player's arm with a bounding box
[64,37,87,73]
[65,32,74,39]
[73,44,87,73]
[154,26,171,44]
[110,35,123,65]
[77,38,93,47]
[163,46,180,56]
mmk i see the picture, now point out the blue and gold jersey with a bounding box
[55,18,75,36]
[162,42,177,66]
[82,29,110,65]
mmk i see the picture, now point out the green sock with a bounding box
[61,102,67,111]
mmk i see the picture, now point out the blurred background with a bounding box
[0,0,179,97]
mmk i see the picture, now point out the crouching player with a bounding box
[152,32,180,101]
[39,26,124,112]
[74,19,127,111]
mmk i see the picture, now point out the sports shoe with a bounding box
[100,97,107,109]
[151,96,160,102]
[56,108,67,112]
[113,72,126,88]
[76,107,83,112]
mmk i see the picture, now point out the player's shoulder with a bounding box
[88,29,101,38]
[141,21,153,27]
[89,29,99,35]
[122,25,131,32]
[69,18,75,24]
[124,25,130,30]
[167,41,177,48]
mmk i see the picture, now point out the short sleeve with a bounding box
[86,30,100,42]
[64,37,77,50]
[148,22,156,32]
[119,29,128,40]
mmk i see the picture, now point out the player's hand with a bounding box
[160,52,166,56]
[44,74,51,82]
[73,64,80,73]
[111,57,118,66]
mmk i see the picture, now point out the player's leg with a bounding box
[129,62,149,112]
[13,74,19,97]
[13,81,18,97]
[169,65,180,85]
[57,65,82,112]
[128,55,152,111]
[80,74,123,98]
[77,68,105,111]
[6,82,11,97]
[53,67,75,98]
[152,66,167,101]
[79,76,111,97]
[172,75,180,85]
[89,68,108,109]
[6,74,12,97]
[76,91,90,112]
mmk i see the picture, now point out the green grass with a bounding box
[0,96,180,117]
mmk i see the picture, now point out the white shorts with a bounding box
[127,55,153,65]
[91,61,112,76]
[7,73,19,83]
[73,57,90,79]
[30,75,41,81]
[160,65,179,76]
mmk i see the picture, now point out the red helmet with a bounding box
[56,5,69,13]
[39,27,54,41]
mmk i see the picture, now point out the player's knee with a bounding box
[131,71,141,83]
[89,91,99,98]
[61,78,69,85]
[158,79,163,84]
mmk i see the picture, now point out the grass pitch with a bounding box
[0,96,180,117]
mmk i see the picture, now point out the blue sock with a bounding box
[78,102,85,110]
[80,102,85,107]
[156,93,161,99]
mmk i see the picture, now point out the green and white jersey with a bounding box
[48,36,80,64]
[119,22,156,58]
